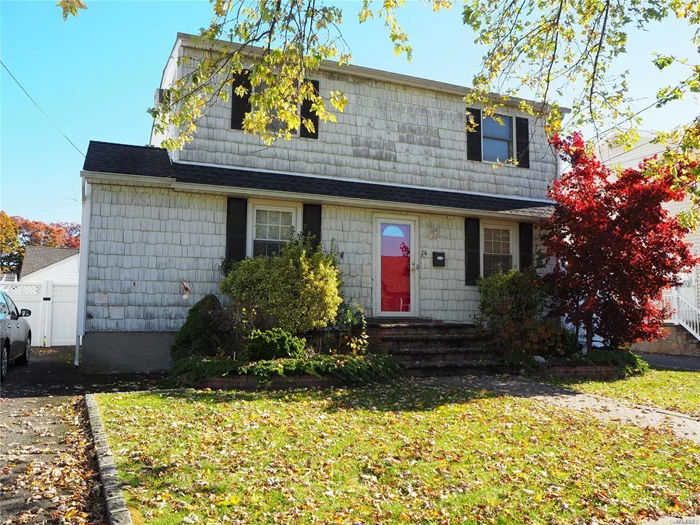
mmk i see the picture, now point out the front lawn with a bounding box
[97,382,700,524]
[557,369,700,418]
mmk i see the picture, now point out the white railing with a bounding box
[665,288,700,342]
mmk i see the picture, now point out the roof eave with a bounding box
[175,32,571,115]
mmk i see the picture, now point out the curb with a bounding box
[85,394,134,525]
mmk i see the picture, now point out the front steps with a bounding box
[368,319,509,376]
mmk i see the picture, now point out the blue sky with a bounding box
[1,1,698,223]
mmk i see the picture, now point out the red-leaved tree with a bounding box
[542,133,699,353]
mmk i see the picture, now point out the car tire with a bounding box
[1,344,8,382]
[17,335,30,366]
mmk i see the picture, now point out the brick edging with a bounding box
[84,394,134,525]
[536,364,620,380]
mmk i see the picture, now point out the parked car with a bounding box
[0,291,32,382]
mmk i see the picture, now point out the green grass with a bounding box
[556,368,700,418]
[97,382,700,524]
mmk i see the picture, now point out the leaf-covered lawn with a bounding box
[97,383,700,524]
[557,369,700,418]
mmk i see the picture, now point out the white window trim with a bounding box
[480,220,520,277]
[480,113,516,165]
[246,199,303,257]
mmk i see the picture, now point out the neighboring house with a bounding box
[20,246,80,282]
[599,133,700,356]
[77,33,566,372]
[0,246,80,347]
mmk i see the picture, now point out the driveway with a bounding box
[637,352,700,372]
[0,346,170,524]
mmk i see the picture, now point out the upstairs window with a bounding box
[466,108,530,168]
[482,115,513,163]
[231,74,319,139]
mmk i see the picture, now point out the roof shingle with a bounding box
[84,141,174,178]
[83,141,553,216]
[21,246,79,279]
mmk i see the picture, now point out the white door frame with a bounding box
[372,214,419,318]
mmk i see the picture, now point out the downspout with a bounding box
[74,177,91,367]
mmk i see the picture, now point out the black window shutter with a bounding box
[519,222,534,270]
[465,217,480,285]
[303,204,322,247]
[226,198,247,262]
[231,71,251,130]
[300,80,320,139]
[515,117,530,168]
[466,108,482,162]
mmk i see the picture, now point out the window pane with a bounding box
[484,228,512,257]
[280,212,293,226]
[280,225,293,241]
[266,242,282,256]
[269,211,281,226]
[483,254,513,277]
[255,224,268,240]
[483,115,512,140]
[266,225,279,240]
[253,241,267,257]
[256,209,268,225]
[483,138,511,162]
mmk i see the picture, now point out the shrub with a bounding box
[506,348,649,378]
[237,354,402,385]
[246,328,306,361]
[171,296,266,361]
[170,354,402,386]
[309,302,369,355]
[171,295,228,360]
[171,355,239,381]
[220,234,343,335]
[477,269,575,356]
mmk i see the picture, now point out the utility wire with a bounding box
[1,60,85,158]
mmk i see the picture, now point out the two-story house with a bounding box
[76,33,564,372]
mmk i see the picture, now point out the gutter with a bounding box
[82,170,551,222]
[75,178,92,367]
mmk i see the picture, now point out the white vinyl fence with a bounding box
[0,281,78,347]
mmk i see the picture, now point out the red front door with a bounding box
[380,222,412,314]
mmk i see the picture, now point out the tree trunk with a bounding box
[584,315,593,355]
